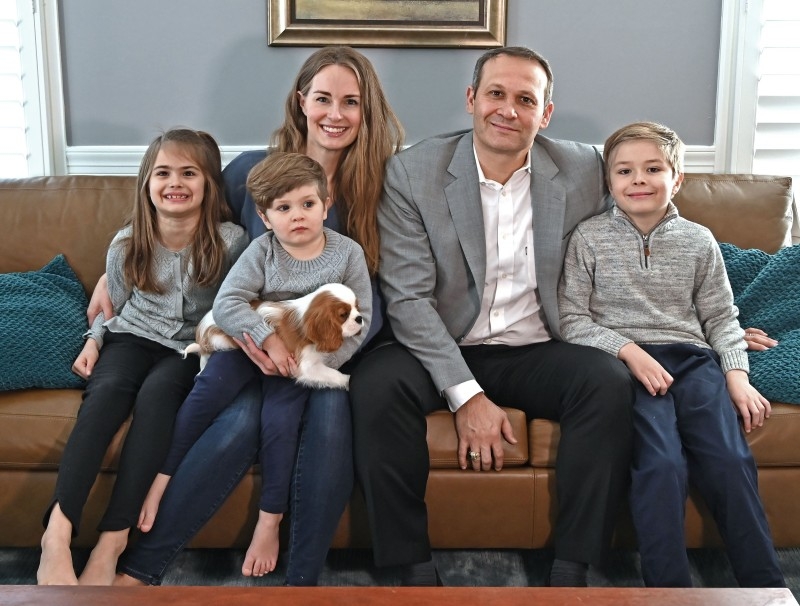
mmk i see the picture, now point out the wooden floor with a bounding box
[2,585,797,605]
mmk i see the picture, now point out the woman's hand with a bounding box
[87,273,113,324]
[743,328,778,351]
[234,333,298,378]
[72,339,100,379]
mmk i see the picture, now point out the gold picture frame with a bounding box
[268,0,506,48]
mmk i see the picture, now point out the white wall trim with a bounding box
[65,146,719,176]
[715,0,761,172]
[35,0,67,175]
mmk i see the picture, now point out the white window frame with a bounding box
[715,0,761,173]
[15,0,66,175]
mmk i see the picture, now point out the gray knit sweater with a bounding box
[213,227,371,370]
[558,203,748,373]
[88,222,248,351]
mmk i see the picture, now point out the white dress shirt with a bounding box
[443,148,552,411]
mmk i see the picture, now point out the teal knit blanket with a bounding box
[720,243,800,405]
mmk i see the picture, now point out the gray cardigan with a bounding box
[89,222,248,350]
[558,203,749,373]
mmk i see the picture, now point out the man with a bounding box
[349,46,635,587]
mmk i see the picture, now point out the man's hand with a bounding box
[87,273,113,325]
[455,392,517,471]
[72,339,100,379]
[234,333,298,378]
[743,327,778,352]
[726,369,771,433]
[618,342,673,396]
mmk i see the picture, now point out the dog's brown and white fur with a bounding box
[184,283,363,389]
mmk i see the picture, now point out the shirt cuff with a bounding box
[443,380,483,413]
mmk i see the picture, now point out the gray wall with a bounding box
[60,0,722,148]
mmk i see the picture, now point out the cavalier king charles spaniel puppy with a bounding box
[184,283,363,389]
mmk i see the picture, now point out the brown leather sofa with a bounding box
[1,173,798,552]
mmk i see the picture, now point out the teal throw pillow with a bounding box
[0,255,88,390]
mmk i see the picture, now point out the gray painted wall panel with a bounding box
[60,1,721,147]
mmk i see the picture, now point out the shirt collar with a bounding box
[472,145,532,186]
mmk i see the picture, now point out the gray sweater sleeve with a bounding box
[213,237,273,346]
[86,231,132,348]
[692,237,749,373]
[558,226,633,356]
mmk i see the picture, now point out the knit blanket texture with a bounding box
[720,243,800,405]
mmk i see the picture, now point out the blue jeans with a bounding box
[118,379,354,586]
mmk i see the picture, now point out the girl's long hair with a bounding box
[271,46,404,275]
[123,128,233,292]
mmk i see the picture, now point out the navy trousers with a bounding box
[630,343,784,588]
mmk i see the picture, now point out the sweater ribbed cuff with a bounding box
[720,348,749,374]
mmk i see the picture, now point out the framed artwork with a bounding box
[268,0,506,48]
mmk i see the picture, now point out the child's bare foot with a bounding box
[242,510,282,577]
[139,473,170,533]
[78,529,129,585]
[37,504,78,585]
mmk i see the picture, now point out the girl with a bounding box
[37,128,248,586]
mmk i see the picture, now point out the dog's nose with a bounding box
[355,315,363,324]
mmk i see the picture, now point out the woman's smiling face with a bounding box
[299,64,362,159]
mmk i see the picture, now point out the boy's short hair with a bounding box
[246,152,329,212]
[603,121,685,183]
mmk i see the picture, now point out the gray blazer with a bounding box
[378,129,610,393]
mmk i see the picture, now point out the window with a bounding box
[0,0,27,176]
[753,0,800,193]
[0,0,64,177]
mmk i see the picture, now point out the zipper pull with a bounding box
[642,235,650,268]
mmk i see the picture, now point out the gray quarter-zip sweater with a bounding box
[558,203,748,373]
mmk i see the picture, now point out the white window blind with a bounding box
[0,0,58,178]
[754,0,800,242]
[0,0,27,177]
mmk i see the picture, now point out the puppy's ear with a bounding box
[305,294,346,353]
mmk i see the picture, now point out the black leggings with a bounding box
[47,332,198,535]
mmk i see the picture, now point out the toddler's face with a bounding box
[259,184,329,258]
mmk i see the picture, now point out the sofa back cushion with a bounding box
[0,176,136,294]
[672,173,794,253]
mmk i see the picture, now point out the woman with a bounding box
[106,46,403,586]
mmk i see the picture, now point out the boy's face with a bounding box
[607,139,684,233]
[258,184,329,257]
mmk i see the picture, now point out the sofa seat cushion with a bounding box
[0,389,127,471]
[427,407,528,468]
[529,402,800,468]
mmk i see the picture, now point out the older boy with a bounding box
[558,121,784,588]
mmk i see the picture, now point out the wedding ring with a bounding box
[468,451,481,461]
